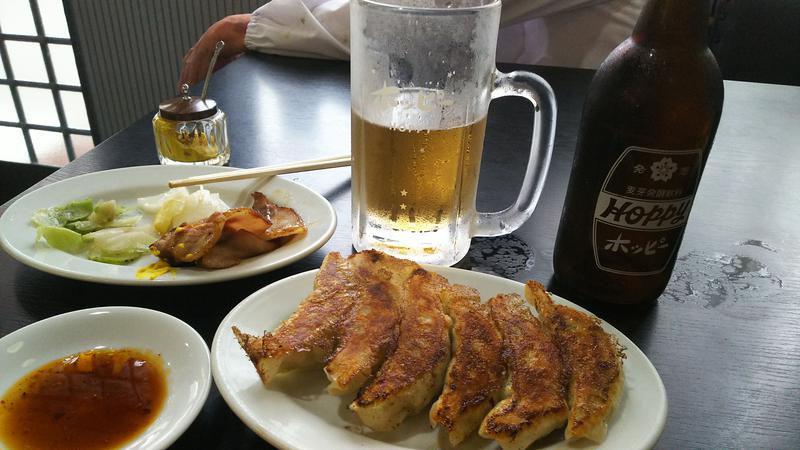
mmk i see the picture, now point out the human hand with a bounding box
[179,14,251,90]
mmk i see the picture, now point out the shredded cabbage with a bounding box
[84,227,159,265]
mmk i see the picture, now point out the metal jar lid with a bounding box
[158,84,218,121]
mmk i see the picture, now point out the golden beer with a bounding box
[351,0,557,265]
[352,112,487,244]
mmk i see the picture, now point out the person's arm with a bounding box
[178,0,614,87]
[179,0,348,87]
[179,14,250,89]
[242,0,609,56]
[245,0,349,60]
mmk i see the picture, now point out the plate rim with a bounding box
[0,165,337,286]
[211,266,668,450]
[0,305,212,450]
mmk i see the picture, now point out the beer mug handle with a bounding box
[473,69,557,237]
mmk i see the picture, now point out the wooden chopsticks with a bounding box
[167,154,351,188]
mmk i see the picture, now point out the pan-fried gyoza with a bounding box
[526,280,625,443]
[430,284,505,446]
[233,252,358,384]
[350,267,452,431]
[479,294,568,450]
[233,251,626,447]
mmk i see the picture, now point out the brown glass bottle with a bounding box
[552,0,724,304]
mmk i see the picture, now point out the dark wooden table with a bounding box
[2,54,799,450]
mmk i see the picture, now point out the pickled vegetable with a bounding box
[84,227,158,265]
[30,198,93,228]
[37,226,86,254]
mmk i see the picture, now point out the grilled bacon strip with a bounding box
[251,192,306,239]
[151,193,305,269]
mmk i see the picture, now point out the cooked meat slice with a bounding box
[149,212,226,264]
[351,268,451,432]
[196,208,276,269]
[222,207,271,235]
[197,230,283,269]
[323,251,411,395]
[151,208,272,267]
[232,252,359,384]
[430,284,505,446]
[251,192,307,239]
[251,191,273,219]
[526,281,624,443]
[479,293,568,450]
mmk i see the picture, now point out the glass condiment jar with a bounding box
[153,84,230,165]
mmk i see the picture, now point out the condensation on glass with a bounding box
[350,0,558,265]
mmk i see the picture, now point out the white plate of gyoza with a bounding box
[212,250,667,450]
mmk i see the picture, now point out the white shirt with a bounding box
[244,0,644,69]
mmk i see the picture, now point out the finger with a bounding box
[179,48,197,89]
[180,47,211,88]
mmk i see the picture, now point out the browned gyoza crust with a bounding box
[350,268,451,432]
[323,251,420,395]
[429,284,505,446]
[480,293,568,450]
[232,252,359,384]
[525,280,625,443]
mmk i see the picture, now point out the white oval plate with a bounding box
[0,306,211,450]
[212,267,667,450]
[0,165,336,285]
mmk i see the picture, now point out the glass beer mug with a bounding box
[351,0,557,266]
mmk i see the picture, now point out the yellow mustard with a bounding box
[136,260,176,280]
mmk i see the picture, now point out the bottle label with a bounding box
[592,146,702,275]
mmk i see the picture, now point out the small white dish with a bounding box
[0,306,211,450]
[0,165,337,285]
[212,266,668,450]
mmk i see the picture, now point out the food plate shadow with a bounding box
[322,178,351,202]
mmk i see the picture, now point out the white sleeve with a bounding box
[243,0,617,64]
[497,0,642,67]
[244,0,350,60]
[499,0,612,25]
